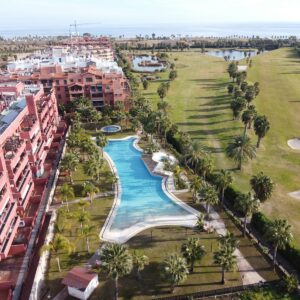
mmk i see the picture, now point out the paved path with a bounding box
[208,208,265,285]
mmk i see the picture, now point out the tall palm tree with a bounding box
[185,140,206,170]
[213,246,237,284]
[235,192,260,236]
[214,170,233,204]
[181,238,206,273]
[199,185,219,219]
[218,231,239,252]
[254,115,270,148]
[189,176,202,203]
[80,138,97,161]
[160,253,189,293]
[197,154,214,180]
[250,172,274,202]
[100,243,133,300]
[157,100,171,115]
[84,154,103,181]
[82,181,99,203]
[226,135,256,170]
[230,97,246,120]
[76,211,90,234]
[60,183,74,212]
[132,250,149,281]
[96,134,108,156]
[81,224,96,253]
[40,234,74,272]
[60,153,79,184]
[241,109,254,137]
[265,219,293,270]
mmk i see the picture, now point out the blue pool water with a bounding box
[104,137,193,232]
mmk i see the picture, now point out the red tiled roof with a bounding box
[62,267,97,290]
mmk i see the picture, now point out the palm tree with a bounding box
[181,238,205,273]
[60,153,79,184]
[226,135,256,170]
[214,170,233,204]
[235,192,260,236]
[160,253,189,293]
[230,97,246,120]
[241,109,254,137]
[189,176,202,203]
[82,181,99,203]
[78,199,90,211]
[250,172,274,202]
[80,224,96,253]
[60,183,74,212]
[199,185,219,219]
[196,213,205,231]
[96,134,108,156]
[40,234,74,272]
[214,246,237,284]
[76,211,90,234]
[265,219,293,270]
[80,138,97,161]
[132,250,149,281]
[197,154,214,180]
[157,100,171,115]
[254,115,270,148]
[245,85,256,106]
[185,140,206,170]
[100,243,133,300]
[218,231,239,252]
[84,154,103,181]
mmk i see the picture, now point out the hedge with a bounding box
[224,185,244,214]
[166,131,182,154]
[251,212,300,272]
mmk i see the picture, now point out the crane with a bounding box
[69,20,102,37]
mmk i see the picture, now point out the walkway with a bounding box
[208,207,265,285]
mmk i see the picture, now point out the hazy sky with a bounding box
[1,0,300,30]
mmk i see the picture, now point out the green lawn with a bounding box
[139,48,300,246]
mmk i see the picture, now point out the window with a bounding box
[64,87,68,92]
[56,80,59,85]
[57,95,62,100]
[70,79,74,83]
[64,80,67,85]
[86,77,93,83]
[78,79,82,82]
[56,87,60,91]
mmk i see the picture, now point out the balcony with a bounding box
[0,202,17,244]
[0,185,9,213]
[37,99,49,120]
[20,115,38,140]
[0,172,5,191]
[4,136,26,169]
[11,152,28,182]
[18,181,34,211]
[16,166,31,193]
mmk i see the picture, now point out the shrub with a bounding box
[251,212,272,235]
[224,186,244,213]
[166,131,182,154]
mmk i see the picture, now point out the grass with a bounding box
[139,48,300,246]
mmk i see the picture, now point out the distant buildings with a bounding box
[0,37,131,111]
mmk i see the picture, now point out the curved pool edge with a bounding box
[100,135,199,244]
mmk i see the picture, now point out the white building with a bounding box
[62,267,99,300]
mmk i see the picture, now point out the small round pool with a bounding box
[101,125,121,133]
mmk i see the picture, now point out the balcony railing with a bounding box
[16,167,31,193]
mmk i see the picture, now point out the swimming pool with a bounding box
[101,125,121,133]
[100,136,199,243]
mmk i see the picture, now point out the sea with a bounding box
[1,22,300,38]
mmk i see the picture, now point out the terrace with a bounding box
[20,115,38,140]
[3,136,26,168]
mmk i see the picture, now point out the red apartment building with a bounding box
[0,66,131,111]
[0,81,65,263]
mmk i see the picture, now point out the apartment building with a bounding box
[0,82,65,262]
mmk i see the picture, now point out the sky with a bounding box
[1,0,300,31]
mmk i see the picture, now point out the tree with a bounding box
[213,247,237,284]
[100,243,133,300]
[157,84,167,100]
[190,176,202,203]
[40,234,74,272]
[160,253,189,293]
[254,115,270,148]
[226,135,256,170]
[235,192,260,236]
[60,183,74,212]
[76,211,90,234]
[95,134,108,156]
[199,184,219,219]
[81,224,96,253]
[218,231,239,252]
[227,83,234,94]
[250,172,274,202]
[185,140,206,170]
[84,153,104,181]
[241,109,255,137]
[181,238,205,273]
[214,170,233,204]
[245,85,256,106]
[266,219,293,270]
[142,79,149,90]
[132,251,149,281]
[230,97,246,120]
[60,153,79,184]
[196,213,205,231]
[241,81,248,93]
[236,71,247,86]
[197,154,214,180]
[169,70,178,80]
[82,181,99,203]
[157,100,171,115]
[253,82,260,96]
[227,62,237,80]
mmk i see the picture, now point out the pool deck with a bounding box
[99,136,199,244]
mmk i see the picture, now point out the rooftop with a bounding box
[62,267,97,290]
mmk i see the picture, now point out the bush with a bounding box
[251,212,272,235]
[166,131,182,154]
[224,186,244,213]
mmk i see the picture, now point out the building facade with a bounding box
[0,82,65,261]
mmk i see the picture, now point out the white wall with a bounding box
[68,276,98,300]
